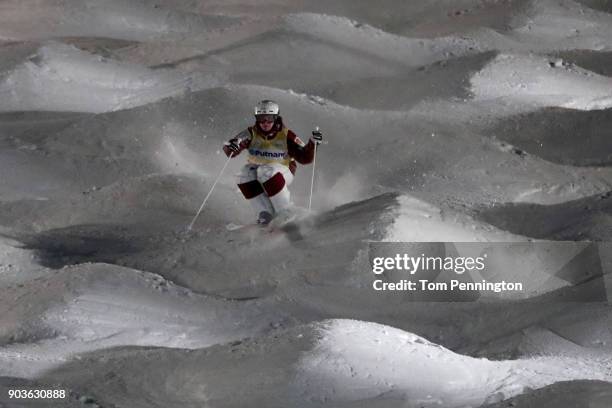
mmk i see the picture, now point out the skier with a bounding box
[223,100,323,225]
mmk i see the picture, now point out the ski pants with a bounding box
[237,163,293,216]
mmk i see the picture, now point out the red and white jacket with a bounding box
[223,119,315,174]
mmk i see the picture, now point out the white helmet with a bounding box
[254,100,280,116]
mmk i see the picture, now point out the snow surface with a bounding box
[470,53,612,111]
[1,0,612,407]
[0,43,222,113]
[21,319,612,408]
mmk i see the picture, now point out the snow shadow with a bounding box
[37,328,322,408]
[14,224,152,269]
[552,50,612,77]
[575,0,612,13]
[483,380,612,408]
[0,111,91,145]
[475,191,612,240]
[487,107,612,166]
[308,51,499,111]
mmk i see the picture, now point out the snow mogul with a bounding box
[223,100,323,225]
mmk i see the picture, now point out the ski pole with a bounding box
[308,127,321,212]
[187,152,234,231]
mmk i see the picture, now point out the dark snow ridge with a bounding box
[1,1,612,407]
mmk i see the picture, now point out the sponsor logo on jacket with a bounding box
[248,149,288,159]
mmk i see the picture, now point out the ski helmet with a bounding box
[254,100,280,116]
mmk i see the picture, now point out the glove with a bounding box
[225,140,241,155]
[311,128,323,145]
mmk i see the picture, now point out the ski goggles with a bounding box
[255,114,277,124]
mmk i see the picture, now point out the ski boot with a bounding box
[257,211,274,225]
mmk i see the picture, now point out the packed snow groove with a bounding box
[1,0,612,407]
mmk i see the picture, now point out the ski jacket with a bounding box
[223,123,315,174]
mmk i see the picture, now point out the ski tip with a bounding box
[225,223,244,231]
